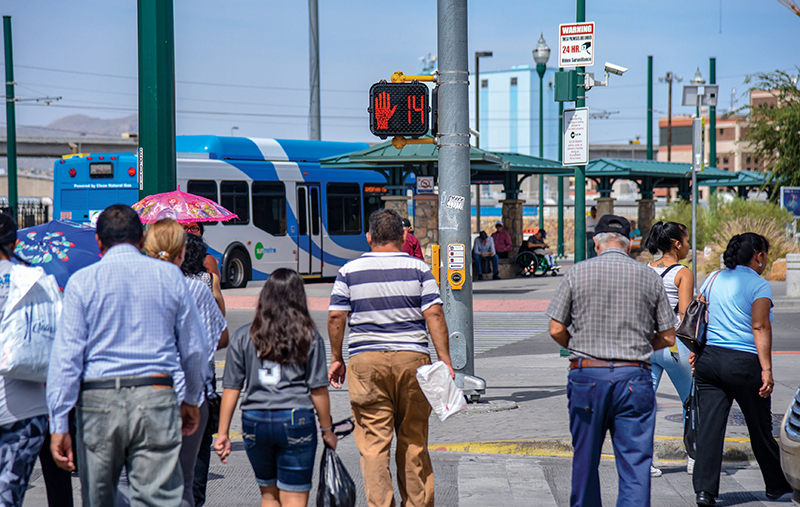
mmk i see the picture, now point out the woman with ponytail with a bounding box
[690,233,791,506]
[0,214,49,507]
[143,219,227,507]
[643,221,694,477]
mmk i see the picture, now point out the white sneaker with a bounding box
[650,465,663,477]
[687,457,695,475]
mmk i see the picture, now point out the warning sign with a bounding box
[558,22,595,68]
[563,108,589,166]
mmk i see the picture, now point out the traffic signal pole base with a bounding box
[456,373,486,403]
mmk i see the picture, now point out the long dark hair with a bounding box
[723,232,769,269]
[181,234,207,276]
[644,221,687,255]
[0,214,27,264]
[250,268,316,365]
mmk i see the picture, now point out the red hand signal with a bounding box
[375,91,397,130]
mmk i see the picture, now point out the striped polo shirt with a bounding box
[329,251,443,356]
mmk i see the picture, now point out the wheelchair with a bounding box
[515,248,560,277]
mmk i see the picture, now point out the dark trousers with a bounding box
[693,345,791,497]
[192,410,215,506]
[40,430,75,507]
[568,365,655,507]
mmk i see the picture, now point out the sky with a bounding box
[2,0,799,146]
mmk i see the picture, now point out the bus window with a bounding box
[252,182,286,236]
[327,183,361,235]
[363,183,388,232]
[187,180,218,201]
[187,180,219,225]
[220,181,249,225]
[310,187,320,236]
[298,187,308,236]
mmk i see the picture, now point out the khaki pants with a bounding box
[348,351,434,507]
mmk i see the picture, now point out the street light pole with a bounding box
[474,51,492,233]
[574,0,586,262]
[230,126,239,137]
[658,71,682,162]
[533,34,550,233]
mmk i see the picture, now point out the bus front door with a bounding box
[296,185,322,275]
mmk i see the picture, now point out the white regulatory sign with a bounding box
[563,108,589,166]
[447,244,465,270]
[558,22,595,68]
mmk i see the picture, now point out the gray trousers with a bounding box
[76,386,183,507]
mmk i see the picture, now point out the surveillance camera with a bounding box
[605,62,627,76]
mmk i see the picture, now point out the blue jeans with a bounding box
[0,414,47,507]
[76,386,183,507]
[241,408,317,492]
[650,339,693,406]
[472,253,499,276]
[568,365,656,507]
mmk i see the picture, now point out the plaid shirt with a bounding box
[546,247,674,363]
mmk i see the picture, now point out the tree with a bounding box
[743,69,800,193]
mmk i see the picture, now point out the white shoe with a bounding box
[650,465,663,477]
[687,457,695,475]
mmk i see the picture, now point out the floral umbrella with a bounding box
[15,220,102,290]
[132,189,238,224]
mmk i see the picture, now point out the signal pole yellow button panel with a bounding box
[446,243,466,290]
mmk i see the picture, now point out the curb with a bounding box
[430,436,763,463]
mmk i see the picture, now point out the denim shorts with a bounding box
[241,408,317,492]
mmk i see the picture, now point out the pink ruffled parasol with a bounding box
[132,190,238,224]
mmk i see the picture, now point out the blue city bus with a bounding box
[53,136,391,287]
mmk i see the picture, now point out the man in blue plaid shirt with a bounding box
[547,215,676,507]
[47,205,208,507]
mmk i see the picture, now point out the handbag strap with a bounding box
[659,263,683,279]
[699,270,722,302]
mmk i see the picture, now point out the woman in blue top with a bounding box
[691,233,792,506]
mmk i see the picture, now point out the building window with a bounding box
[746,156,751,164]
[715,158,720,167]
[220,181,249,225]
[252,182,286,236]
[723,157,729,164]
[481,79,488,88]
[510,77,518,86]
[327,183,361,235]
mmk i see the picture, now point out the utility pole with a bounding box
[647,56,653,160]
[573,0,586,262]
[474,51,492,233]
[3,16,17,218]
[137,0,177,198]
[308,0,321,140]
[438,0,484,400]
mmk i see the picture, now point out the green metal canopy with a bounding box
[585,158,736,200]
[319,137,571,197]
[701,169,772,198]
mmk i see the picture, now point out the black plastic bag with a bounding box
[316,444,356,507]
[683,375,698,459]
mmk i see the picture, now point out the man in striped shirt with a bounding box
[328,208,453,507]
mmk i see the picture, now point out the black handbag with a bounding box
[683,375,699,459]
[675,270,721,354]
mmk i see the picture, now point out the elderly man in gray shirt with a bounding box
[546,215,676,507]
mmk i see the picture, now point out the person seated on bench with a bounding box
[492,221,512,259]
[524,228,555,268]
[473,231,500,280]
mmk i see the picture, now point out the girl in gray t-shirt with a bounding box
[214,268,337,502]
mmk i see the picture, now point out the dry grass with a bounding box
[701,217,798,275]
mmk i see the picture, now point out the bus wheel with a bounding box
[223,249,250,289]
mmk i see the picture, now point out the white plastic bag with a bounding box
[0,265,62,382]
[416,361,467,422]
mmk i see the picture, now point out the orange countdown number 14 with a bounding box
[408,95,424,124]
